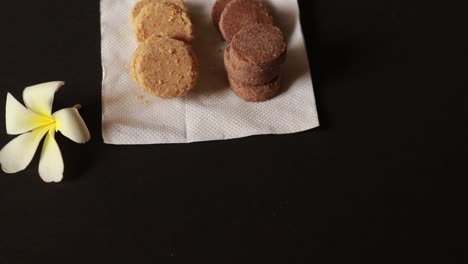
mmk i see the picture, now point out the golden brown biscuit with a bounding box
[130,35,199,99]
[131,0,188,26]
[130,47,141,86]
[133,2,194,43]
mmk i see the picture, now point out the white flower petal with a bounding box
[0,126,49,174]
[23,81,64,116]
[5,93,53,135]
[53,108,91,143]
[38,129,64,183]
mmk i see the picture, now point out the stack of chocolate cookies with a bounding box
[212,0,287,102]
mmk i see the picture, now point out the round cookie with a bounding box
[132,0,188,26]
[219,0,273,42]
[134,2,194,43]
[228,75,282,102]
[230,23,287,69]
[130,36,199,99]
[211,0,234,30]
[130,49,141,86]
[224,45,279,85]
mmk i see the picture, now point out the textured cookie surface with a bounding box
[219,0,273,42]
[132,0,188,26]
[230,23,286,68]
[228,75,281,102]
[134,2,194,43]
[211,0,234,30]
[224,45,279,85]
[130,36,199,99]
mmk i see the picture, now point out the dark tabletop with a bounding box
[0,0,465,263]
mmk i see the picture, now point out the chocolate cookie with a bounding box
[133,2,194,43]
[211,0,234,30]
[224,45,279,85]
[132,0,188,26]
[230,23,287,69]
[130,35,199,99]
[228,75,282,102]
[219,0,273,42]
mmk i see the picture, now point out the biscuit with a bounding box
[130,35,199,99]
[211,0,234,30]
[219,0,273,42]
[133,2,194,43]
[132,0,188,26]
[228,74,281,102]
[224,45,279,85]
[230,23,286,69]
[130,48,142,86]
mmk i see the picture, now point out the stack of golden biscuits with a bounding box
[130,0,199,99]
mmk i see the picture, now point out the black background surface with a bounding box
[0,0,466,263]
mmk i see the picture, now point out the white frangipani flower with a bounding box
[0,81,91,183]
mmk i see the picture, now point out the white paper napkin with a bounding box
[100,0,319,144]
